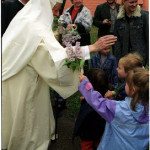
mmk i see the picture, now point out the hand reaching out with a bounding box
[79,72,87,82]
[104,90,116,99]
[89,35,117,53]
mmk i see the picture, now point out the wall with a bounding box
[64,0,149,17]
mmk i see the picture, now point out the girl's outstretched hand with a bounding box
[79,73,87,82]
[104,90,116,99]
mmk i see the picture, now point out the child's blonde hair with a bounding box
[119,53,143,73]
[126,67,149,111]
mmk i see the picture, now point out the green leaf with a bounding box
[71,26,77,31]
[80,59,85,69]
[65,30,70,34]
[63,61,71,66]
[72,66,76,72]
[72,63,79,67]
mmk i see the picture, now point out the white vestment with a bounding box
[2,0,90,149]
[2,41,88,150]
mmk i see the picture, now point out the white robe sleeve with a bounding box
[30,41,89,99]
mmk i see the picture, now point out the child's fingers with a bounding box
[80,96,84,102]
[104,90,112,99]
[79,73,87,82]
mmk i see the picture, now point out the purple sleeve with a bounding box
[78,78,116,123]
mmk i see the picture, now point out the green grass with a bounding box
[66,91,82,117]
[90,25,98,45]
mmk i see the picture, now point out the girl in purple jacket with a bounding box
[78,67,149,150]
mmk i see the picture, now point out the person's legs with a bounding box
[81,140,94,150]
[54,91,66,109]
[53,91,66,117]
[93,138,101,149]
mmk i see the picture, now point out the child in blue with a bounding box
[105,53,143,100]
[73,69,109,150]
[78,67,149,150]
[90,48,118,90]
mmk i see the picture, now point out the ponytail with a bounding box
[126,68,149,111]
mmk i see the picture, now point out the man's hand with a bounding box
[89,35,117,53]
[66,24,77,29]
[103,19,112,25]
[79,73,87,83]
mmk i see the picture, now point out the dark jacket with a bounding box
[73,99,106,141]
[90,52,118,89]
[2,0,24,36]
[93,2,120,37]
[115,82,127,101]
[114,5,149,65]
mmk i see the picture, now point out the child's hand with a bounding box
[104,90,115,99]
[79,73,87,82]
[80,96,84,102]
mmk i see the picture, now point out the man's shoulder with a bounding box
[97,2,108,8]
[2,0,14,11]
[116,3,120,8]
[140,8,149,15]
[3,0,12,6]
[3,0,23,8]
[82,5,91,12]
[116,3,120,6]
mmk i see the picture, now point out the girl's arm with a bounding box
[78,77,116,123]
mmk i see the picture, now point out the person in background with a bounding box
[59,0,66,16]
[114,0,149,66]
[78,67,149,150]
[90,48,118,90]
[104,52,143,101]
[73,69,109,150]
[93,0,120,38]
[1,0,29,36]
[2,0,117,149]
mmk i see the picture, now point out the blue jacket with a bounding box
[91,52,118,89]
[79,78,149,150]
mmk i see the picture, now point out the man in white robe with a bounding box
[2,0,117,149]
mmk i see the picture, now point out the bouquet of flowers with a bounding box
[62,26,81,47]
[64,42,85,72]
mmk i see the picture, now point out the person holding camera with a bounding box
[93,0,120,39]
